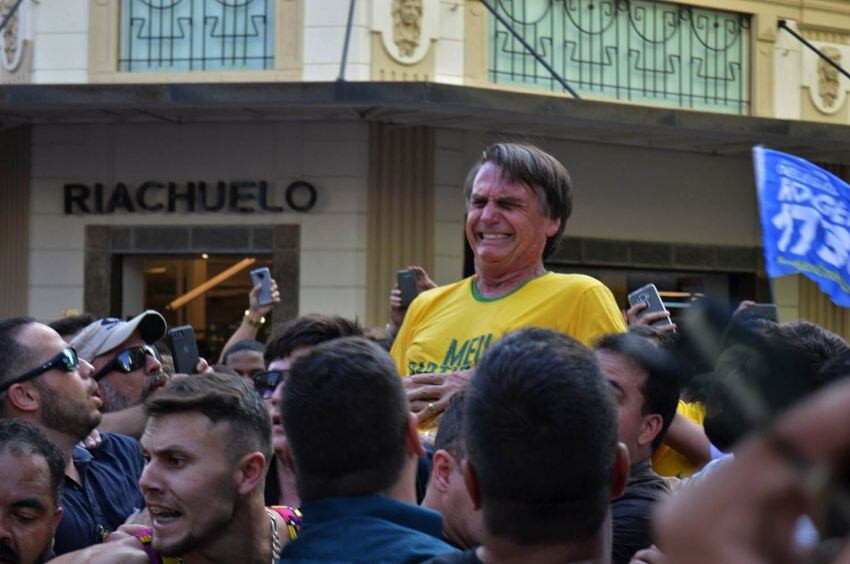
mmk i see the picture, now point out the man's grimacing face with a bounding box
[139,413,240,557]
[465,162,560,274]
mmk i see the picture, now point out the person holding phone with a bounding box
[217,270,281,364]
[391,143,626,428]
[388,266,438,338]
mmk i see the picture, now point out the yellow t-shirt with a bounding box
[390,272,626,377]
[651,400,707,478]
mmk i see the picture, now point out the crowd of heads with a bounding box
[2,141,850,563]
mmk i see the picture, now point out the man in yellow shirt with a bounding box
[391,143,625,426]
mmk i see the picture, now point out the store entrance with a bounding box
[122,254,273,359]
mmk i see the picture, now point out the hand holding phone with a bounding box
[627,283,675,330]
[168,325,200,374]
[397,269,420,308]
[250,267,275,308]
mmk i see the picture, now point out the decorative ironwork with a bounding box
[119,0,275,72]
[488,0,750,114]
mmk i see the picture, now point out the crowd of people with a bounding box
[1,142,850,563]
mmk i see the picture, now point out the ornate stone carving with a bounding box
[802,38,849,116]
[0,0,24,72]
[374,0,435,66]
[392,0,422,58]
[818,46,842,109]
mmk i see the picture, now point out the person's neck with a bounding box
[40,426,80,484]
[630,451,652,472]
[477,532,607,564]
[380,453,419,505]
[275,456,300,507]
[181,495,271,564]
[474,262,546,299]
[421,491,470,550]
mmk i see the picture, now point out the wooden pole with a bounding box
[166,257,256,311]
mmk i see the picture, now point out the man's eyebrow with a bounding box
[495,196,523,205]
[12,498,47,512]
[145,445,195,457]
[607,379,626,394]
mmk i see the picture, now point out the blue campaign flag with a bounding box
[754,147,850,307]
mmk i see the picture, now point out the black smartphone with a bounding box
[398,269,420,308]
[250,267,274,307]
[168,325,200,374]
[627,283,675,330]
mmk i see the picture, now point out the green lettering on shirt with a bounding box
[441,339,470,370]
[439,333,494,372]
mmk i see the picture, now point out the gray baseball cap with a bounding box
[71,310,167,361]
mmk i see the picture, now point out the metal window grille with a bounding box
[488,0,751,114]
[119,0,275,72]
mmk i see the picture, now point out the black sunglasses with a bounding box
[0,347,79,393]
[93,344,160,382]
[253,370,287,399]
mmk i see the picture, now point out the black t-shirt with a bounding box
[422,548,483,564]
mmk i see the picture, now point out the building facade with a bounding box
[3,0,850,345]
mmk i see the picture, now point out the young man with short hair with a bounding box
[279,337,458,562]
[427,328,629,564]
[53,372,300,563]
[421,392,483,550]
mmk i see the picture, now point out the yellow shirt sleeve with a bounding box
[651,400,707,478]
[569,283,628,346]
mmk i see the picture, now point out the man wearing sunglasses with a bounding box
[71,311,170,439]
[0,318,146,556]
[258,314,364,508]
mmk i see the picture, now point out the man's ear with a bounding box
[430,449,455,493]
[6,383,40,414]
[235,452,267,496]
[638,413,664,449]
[52,506,64,530]
[545,216,561,238]
[462,459,482,510]
[406,413,425,458]
[611,442,630,499]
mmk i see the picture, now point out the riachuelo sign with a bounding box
[63,180,317,214]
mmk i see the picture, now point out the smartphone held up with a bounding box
[250,267,275,307]
[397,269,420,308]
[168,325,200,374]
[627,283,675,331]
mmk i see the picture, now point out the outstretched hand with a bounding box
[389,266,437,334]
[249,278,281,318]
